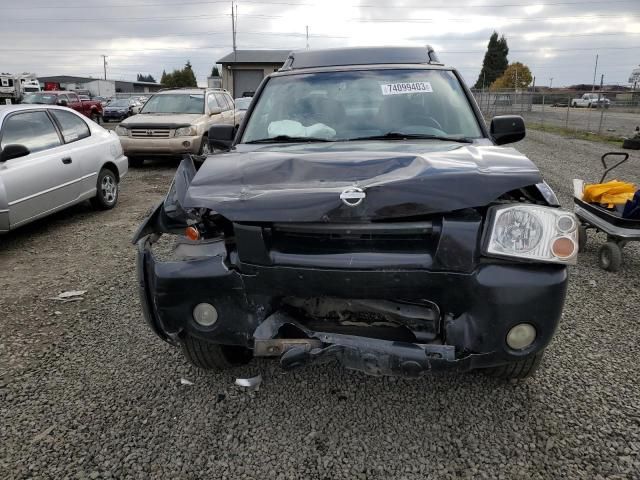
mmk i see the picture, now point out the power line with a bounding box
[3,45,638,53]
[354,13,640,23]
[5,0,634,8]
[4,12,638,23]
[0,29,631,42]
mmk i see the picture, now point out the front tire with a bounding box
[198,135,211,156]
[182,335,252,371]
[90,168,118,210]
[483,351,545,380]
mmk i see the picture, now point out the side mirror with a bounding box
[490,115,525,145]
[209,107,223,115]
[208,125,235,151]
[57,99,68,106]
[0,144,30,162]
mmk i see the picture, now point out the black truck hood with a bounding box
[183,141,543,222]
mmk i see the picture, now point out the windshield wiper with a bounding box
[347,132,474,143]
[245,135,334,143]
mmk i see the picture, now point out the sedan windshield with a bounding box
[141,93,204,114]
[22,93,57,105]
[241,69,483,143]
[108,99,130,108]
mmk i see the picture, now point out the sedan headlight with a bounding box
[115,125,129,136]
[485,205,578,264]
[175,126,197,137]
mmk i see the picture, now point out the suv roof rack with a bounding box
[279,46,443,71]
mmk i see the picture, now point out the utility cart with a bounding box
[574,152,640,272]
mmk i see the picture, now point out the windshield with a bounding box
[22,93,57,105]
[234,97,252,110]
[108,99,130,108]
[140,93,204,114]
[241,69,483,143]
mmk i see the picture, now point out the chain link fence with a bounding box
[472,89,640,138]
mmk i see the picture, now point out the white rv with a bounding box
[0,72,41,104]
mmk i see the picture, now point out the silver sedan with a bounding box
[0,105,128,233]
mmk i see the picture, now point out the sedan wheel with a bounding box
[90,168,118,210]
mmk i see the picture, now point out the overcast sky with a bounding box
[1,0,638,87]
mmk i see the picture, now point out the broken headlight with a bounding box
[485,205,578,264]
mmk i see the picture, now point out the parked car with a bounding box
[571,93,610,108]
[94,96,110,107]
[22,91,103,122]
[0,105,127,233]
[233,97,251,111]
[79,95,91,101]
[233,96,252,123]
[133,47,579,380]
[102,98,138,122]
[116,88,240,167]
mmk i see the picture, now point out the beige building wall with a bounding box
[221,64,282,97]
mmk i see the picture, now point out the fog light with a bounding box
[182,141,191,147]
[193,303,218,327]
[506,323,536,350]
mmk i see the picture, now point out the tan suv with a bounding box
[116,88,239,167]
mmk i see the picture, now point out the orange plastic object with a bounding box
[582,180,636,208]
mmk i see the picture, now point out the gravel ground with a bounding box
[1,130,639,479]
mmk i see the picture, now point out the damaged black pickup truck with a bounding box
[133,47,578,380]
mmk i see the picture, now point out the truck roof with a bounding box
[279,46,443,71]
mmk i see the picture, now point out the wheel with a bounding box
[482,351,545,380]
[578,225,588,253]
[598,241,622,272]
[90,168,118,210]
[622,138,640,150]
[198,135,211,156]
[182,335,252,371]
[128,156,144,168]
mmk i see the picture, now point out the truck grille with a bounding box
[130,129,171,138]
[232,221,440,269]
[270,222,437,254]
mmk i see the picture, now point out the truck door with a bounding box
[66,93,83,114]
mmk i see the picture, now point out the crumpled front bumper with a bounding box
[136,234,569,377]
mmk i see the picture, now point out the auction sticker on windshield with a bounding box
[380,82,433,95]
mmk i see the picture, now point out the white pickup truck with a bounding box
[571,93,610,108]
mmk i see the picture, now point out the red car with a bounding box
[21,91,103,122]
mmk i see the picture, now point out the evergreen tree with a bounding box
[158,62,198,88]
[211,65,220,77]
[474,32,509,89]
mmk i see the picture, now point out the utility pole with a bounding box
[591,54,598,92]
[101,55,107,80]
[306,26,309,49]
[549,77,553,89]
[597,73,605,134]
[231,2,237,58]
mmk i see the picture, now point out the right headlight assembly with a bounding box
[485,205,578,265]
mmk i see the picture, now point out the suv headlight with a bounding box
[175,126,197,137]
[115,125,129,136]
[485,205,578,264]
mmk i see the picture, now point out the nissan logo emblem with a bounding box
[340,187,365,207]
